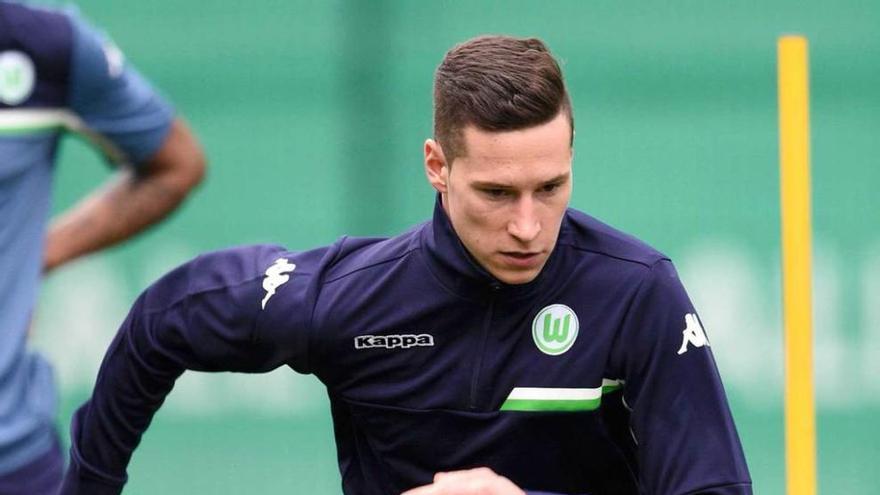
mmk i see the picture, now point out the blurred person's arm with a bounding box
[60,244,331,494]
[42,8,205,273]
[43,118,204,272]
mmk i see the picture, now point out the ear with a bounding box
[424,139,449,193]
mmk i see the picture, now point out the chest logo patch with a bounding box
[0,51,36,106]
[532,304,579,355]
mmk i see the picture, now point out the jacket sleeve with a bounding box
[609,259,752,495]
[59,243,333,494]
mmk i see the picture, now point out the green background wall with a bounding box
[30,0,878,493]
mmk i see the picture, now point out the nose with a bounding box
[507,196,542,243]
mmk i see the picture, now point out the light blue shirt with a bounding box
[0,1,173,474]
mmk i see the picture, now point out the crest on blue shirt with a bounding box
[0,51,35,105]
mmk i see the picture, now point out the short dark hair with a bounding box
[433,35,573,165]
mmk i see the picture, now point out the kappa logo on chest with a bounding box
[354,333,435,350]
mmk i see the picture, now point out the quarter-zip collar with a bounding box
[420,195,567,303]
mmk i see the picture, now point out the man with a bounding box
[0,2,205,493]
[60,36,750,494]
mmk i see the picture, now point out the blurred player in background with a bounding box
[0,2,205,493]
[60,36,749,494]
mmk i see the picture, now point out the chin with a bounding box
[494,269,541,285]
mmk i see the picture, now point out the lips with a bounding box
[499,251,543,268]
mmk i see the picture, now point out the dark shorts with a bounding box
[0,437,63,495]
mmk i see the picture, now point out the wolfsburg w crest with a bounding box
[532,304,579,356]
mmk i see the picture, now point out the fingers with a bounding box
[401,484,439,495]
[434,467,495,482]
[401,467,525,495]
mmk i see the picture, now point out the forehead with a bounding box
[454,112,572,183]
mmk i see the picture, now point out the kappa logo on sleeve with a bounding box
[354,334,434,350]
[261,258,296,310]
[677,313,710,355]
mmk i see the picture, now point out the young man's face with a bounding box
[425,111,573,285]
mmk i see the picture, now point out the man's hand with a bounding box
[401,467,526,495]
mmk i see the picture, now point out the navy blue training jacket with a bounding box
[60,200,752,494]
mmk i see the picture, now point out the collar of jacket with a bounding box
[420,195,568,303]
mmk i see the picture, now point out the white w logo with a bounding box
[532,304,579,356]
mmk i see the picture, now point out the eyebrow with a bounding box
[471,172,571,189]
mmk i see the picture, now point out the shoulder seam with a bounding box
[140,265,314,317]
[558,241,669,268]
[141,272,311,317]
[322,245,421,286]
[681,481,752,495]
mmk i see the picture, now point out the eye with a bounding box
[482,188,510,199]
[539,183,561,194]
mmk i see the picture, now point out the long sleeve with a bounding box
[610,260,752,494]
[59,243,331,494]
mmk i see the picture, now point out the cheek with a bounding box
[540,199,569,237]
[450,199,507,253]
[465,204,509,239]
[456,194,503,229]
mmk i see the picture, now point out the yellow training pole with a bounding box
[777,35,817,495]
